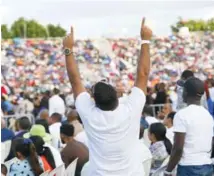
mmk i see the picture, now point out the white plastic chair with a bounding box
[64,158,78,176]
[161,156,170,167]
[1,140,12,162]
[4,157,18,170]
[143,158,152,176]
[48,164,65,176]
[81,162,89,176]
[151,166,167,176]
[39,171,49,176]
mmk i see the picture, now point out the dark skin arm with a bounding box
[63,27,86,99]
[135,18,152,94]
[165,132,185,175]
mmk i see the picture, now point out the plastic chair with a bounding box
[48,164,65,176]
[4,157,18,170]
[39,171,49,176]
[1,140,11,162]
[151,166,167,176]
[143,158,152,176]
[81,162,89,176]
[161,156,170,167]
[64,158,78,176]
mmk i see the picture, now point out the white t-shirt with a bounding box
[74,130,89,148]
[49,122,62,149]
[49,95,65,116]
[75,87,146,176]
[173,105,214,165]
[166,127,174,145]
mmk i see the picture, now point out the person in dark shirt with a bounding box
[1,119,14,142]
[60,124,89,176]
[40,91,50,110]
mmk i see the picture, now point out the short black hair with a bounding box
[181,70,194,80]
[50,113,62,122]
[142,105,153,117]
[18,117,31,130]
[53,88,60,95]
[60,124,74,137]
[93,82,118,111]
[167,112,176,120]
[184,77,204,98]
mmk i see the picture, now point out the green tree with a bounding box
[10,17,26,38]
[1,24,11,39]
[26,20,47,38]
[47,24,66,37]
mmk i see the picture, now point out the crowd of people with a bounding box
[1,20,214,176]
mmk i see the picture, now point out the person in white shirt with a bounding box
[49,88,65,116]
[63,19,152,176]
[165,77,214,176]
[49,113,62,149]
[163,111,176,144]
[142,105,159,125]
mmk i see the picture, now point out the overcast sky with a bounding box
[1,0,214,38]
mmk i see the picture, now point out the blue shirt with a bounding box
[1,100,13,113]
[1,128,15,142]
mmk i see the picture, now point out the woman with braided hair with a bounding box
[9,138,44,176]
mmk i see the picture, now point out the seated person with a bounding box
[9,138,44,176]
[148,123,172,172]
[1,119,14,142]
[60,124,89,176]
[30,136,55,172]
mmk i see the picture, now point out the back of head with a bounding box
[183,77,205,101]
[14,138,43,175]
[30,136,56,169]
[53,88,60,95]
[67,109,79,122]
[17,117,31,131]
[60,124,74,137]
[149,123,172,154]
[39,109,49,120]
[92,82,118,111]
[50,113,62,123]
[142,105,153,117]
[181,70,194,80]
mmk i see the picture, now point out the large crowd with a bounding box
[1,23,214,176]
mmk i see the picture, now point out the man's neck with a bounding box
[187,99,200,106]
[167,124,173,129]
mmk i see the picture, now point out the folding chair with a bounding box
[48,164,65,176]
[143,158,152,176]
[161,156,170,167]
[64,158,78,176]
[4,157,18,170]
[39,171,49,176]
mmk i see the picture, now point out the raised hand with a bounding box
[63,26,74,49]
[140,18,152,40]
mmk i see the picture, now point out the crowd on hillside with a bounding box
[1,32,214,96]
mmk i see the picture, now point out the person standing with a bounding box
[60,124,89,176]
[63,18,152,175]
[165,77,213,176]
[49,88,65,117]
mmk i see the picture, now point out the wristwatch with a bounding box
[64,48,73,56]
[140,40,150,45]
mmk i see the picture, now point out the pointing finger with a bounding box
[141,17,145,28]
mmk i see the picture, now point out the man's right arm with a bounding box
[135,18,152,94]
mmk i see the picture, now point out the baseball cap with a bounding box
[183,77,204,97]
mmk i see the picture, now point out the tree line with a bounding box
[1,17,66,39]
[171,17,214,32]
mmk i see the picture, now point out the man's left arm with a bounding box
[63,27,86,99]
